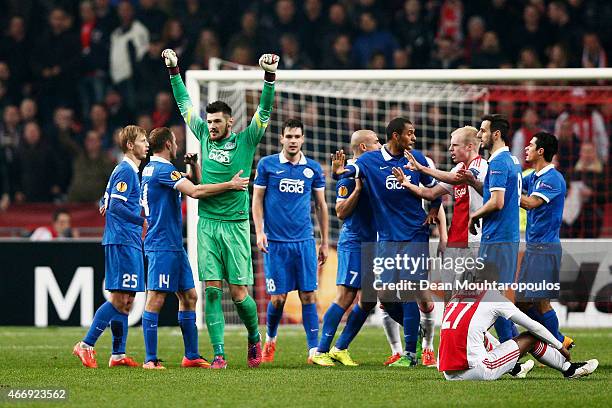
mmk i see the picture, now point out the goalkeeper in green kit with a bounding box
[162,48,279,369]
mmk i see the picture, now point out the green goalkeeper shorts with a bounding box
[197,217,253,285]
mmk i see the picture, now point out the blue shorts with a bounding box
[376,238,430,284]
[517,244,561,300]
[478,242,519,284]
[264,239,317,295]
[146,249,195,293]
[104,244,145,292]
[337,248,361,288]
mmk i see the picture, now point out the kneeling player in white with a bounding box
[439,289,598,380]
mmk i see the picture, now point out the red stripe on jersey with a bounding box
[447,156,481,247]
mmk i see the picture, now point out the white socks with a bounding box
[382,311,403,355]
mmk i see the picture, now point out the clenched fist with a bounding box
[259,54,279,73]
[161,49,178,68]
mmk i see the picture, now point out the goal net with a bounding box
[185,62,612,328]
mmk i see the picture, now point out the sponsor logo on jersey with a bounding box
[536,180,553,190]
[223,141,236,150]
[116,181,128,192]
[454,185,467,199]
[303,168,314,178]
[279,178,305,193]
[209,148,230,164]
[490,170,502,175]
[338,185,349,197]
[385,174,407,190]
[171,171,182,181]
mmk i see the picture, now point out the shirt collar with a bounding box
[123,156,139,173]
[488,146,509,161]
[381,145,398,161]
[535,163,555,177]
[150,155,172,165]
[279,151,307,165]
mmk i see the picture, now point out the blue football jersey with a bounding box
[254,152,326,242]
[348,146,438,242]
[524,164,566,243]
[102,158,143,249]
[141,156,186,251]
[336,167,376,250]
[482,147,521,243]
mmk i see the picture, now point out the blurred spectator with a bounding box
[162,19,191,65]
[422,105,447,150]
[109,0,150,111]
[581,32,607,68]
[0,147,9,211]
[104,89,131,130]
[19,98,38,123]
[228,43,255,66]
[393,0,433,69]
[393,48,410,69]
[108,127,124,163]
[322,34,354,69]
[486,0,518,54]
[87,104,113,147]
[192,29,221,69]
[368,51,386,69]
[556,118,581,176]
[511,108,541,167]
[177,0,217,41]
[228,11,268,60]
[94,0,119,37]
[437,0,463,44]
[517,47,542,69]
[80,0,111,118]
[0,62,20,108]
[554,92,609,164]
[151,91,179,128]
[30,208,79,240]
[546,43,569,68]
[67,130,115,202]
[322,3,353,52]
[14,122,60,203]
[136,39,168,110]
[471,31,505,68]
[562,142,606,238]
[137,113,153,134]
[31,8,81,121]
[49,107,81,196]
[540,101,565,133]
[463,16,485,65]
[352,12,398,68]
[299,0,324,62]
[137,0,168,40]
[429,36,464,69]
[278,33,313,70]
[0,16,31,91]
[547,0,580,65]
[510,4,547,63]
[0,105,21,149]
[264,0,301,43]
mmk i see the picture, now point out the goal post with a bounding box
[185,66,612,328]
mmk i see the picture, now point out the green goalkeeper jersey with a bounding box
[170,74,275,221]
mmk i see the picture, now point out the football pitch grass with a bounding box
[1,326,610,407]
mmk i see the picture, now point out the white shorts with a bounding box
[443,340,520,381]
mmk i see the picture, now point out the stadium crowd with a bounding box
[0,0,610,237]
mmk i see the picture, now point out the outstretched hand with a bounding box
[404,150,422,171]
[184,153,198,166]
[456,169,476,186]
[230,170,249,191]
[331,150,348,176]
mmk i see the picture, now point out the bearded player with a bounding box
[162,48,278,369]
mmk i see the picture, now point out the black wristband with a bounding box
[264,71,275,82]
[168,66,180,76]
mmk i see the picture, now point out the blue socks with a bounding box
[110,312,128,354]
[302,303,319,350]
[402,302,420,354]
[83,301,120,347]
[494,317,515,342]
[318,303,345,353]
[541,310,564,342]
[178,311,199,360]
[266,302,284,339]
[336,304,368,350]
[142,311,159,363]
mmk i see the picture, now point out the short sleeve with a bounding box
[522,172,532,195]
[254,159,268,188]
[313,163,326,190]
[488,159,509,192]
[109,168,131,202]
[531,175,562,203]
[158,164,186,190]
[336,178,355,201]
[418,154,436,187]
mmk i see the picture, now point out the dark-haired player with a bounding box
[517,132,573,350]
[163,48,278,368]
[140,127,250,369]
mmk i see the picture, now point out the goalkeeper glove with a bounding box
[162,49,180,75]
[259,54,279,82]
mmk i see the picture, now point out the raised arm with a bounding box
[162,49,209,141]
[392,167,449,201]
[336,179,361,220]
[405,150,462,185]
[243,54,279,146]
